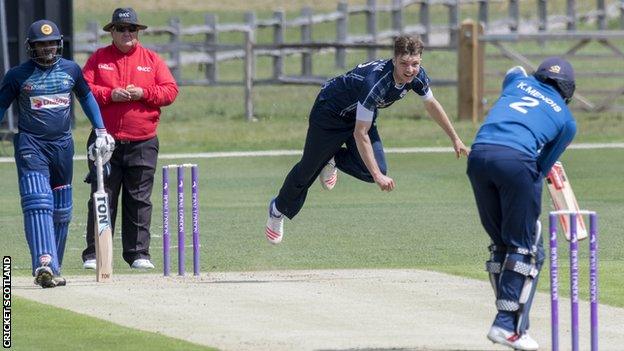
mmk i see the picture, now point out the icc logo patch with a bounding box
[41,24,53,35]
[549,65,561,74]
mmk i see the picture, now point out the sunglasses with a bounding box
[113,25,138,33]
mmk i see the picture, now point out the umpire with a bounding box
[81,8,178,269]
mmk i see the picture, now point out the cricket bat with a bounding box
[545,161,587,241]
[93,151,113,282]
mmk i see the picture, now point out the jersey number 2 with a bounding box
[509,96,539,114]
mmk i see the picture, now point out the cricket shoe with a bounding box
[34,266,56,289]
[487,325,539,351]
[52,276,67,287]
[265,198,284,244]
[318,158,338,190]
[83,259,96,270]
[131,259,155,269]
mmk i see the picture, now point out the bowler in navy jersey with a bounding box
[467,57,577,350]
[265,35,469,244]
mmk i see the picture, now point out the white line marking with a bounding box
[0,143,623,163]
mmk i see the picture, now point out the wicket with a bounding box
[549,210,598,351]
[162,164,200,276]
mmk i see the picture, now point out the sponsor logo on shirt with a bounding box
[29,93,71,110]
[98,63,114,71]
[137,66,152,72]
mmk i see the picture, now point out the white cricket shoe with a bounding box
[487,325,539,351]
[131,259,155,269]
[265,198,284,244]
[83,259,96,270]
[318,157,338,190]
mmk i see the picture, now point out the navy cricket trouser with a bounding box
[275,100,387,219]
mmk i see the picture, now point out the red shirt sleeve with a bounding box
[83,51,113,106]
[142,54,178,108]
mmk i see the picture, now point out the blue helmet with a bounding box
[26,19,63,67]
[534,57,575,104]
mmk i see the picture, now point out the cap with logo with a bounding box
[103,8,148,32]
[534,56,576,103]
[27,19,62,43]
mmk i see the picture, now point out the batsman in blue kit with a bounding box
[0,20,115,288]
[466,57,577,350]
[265,35,469,244]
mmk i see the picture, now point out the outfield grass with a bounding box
[10,296,215,351]
[3,149,623,308]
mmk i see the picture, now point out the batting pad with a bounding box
[53,184,72,268]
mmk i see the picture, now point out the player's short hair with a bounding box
[393,35,424,57]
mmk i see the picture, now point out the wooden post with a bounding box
[567,0,577,30]
[621,0,624,29]
[457,20,484,123]
[448,0,459,47]
[244,12,256,122]
[244,30,255,122]
[169,17,181,82]
[478,0,488,27]
[87,21,100,48]
[420,0,430,44]
[301,7,313,77]
[205,14,218,84]
[391,0,403,35]
[597,0,606,30]
[366,0,378,60]
[538,0,547,46]
[272,11,284,80]
[336,2,348,69]
[509,0,519,32]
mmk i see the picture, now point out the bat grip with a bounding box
[95,150,105,193]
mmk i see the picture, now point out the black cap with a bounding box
[27,19,62,43]
[103,8,148,32]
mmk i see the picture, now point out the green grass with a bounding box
[3,149,623,309]
[10,296,215,351]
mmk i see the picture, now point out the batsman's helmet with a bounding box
[26,19,63,67]
[534,57,575,104]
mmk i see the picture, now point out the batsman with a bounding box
[466,57,577,350]
[0,20,114,288]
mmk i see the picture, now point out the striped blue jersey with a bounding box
[318,59,431,121]
[473,67,576,176]
[0,58,91,140]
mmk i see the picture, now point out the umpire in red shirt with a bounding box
[81,8,178,269]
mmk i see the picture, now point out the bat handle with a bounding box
[95,150,105,193]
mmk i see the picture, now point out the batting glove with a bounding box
[88,129,115,164]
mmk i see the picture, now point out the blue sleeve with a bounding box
[66,60,92,99]
[537,119,576,177]
[77,92,105,129]
[411,67,431,96]
[0,69,20,109]
[502,66,527,89]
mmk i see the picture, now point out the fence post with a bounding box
[87,21,100,48]
[392,0,403,35]
[420,0,430,44]
[169,17,182,82]
[538,0,547,46]
[366,0,378,60]
[478,0,488,28]
[448,0,459,47]
[457,20,484,123]
[272,10,284,80]
[597,0,606,30]
[301,7,313,77]
[205,14,218,84]
[509,0,519,32]
[244,12,256,122]
[336,2,348,69]
[567,0,577,30]
[621,0,624,29]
